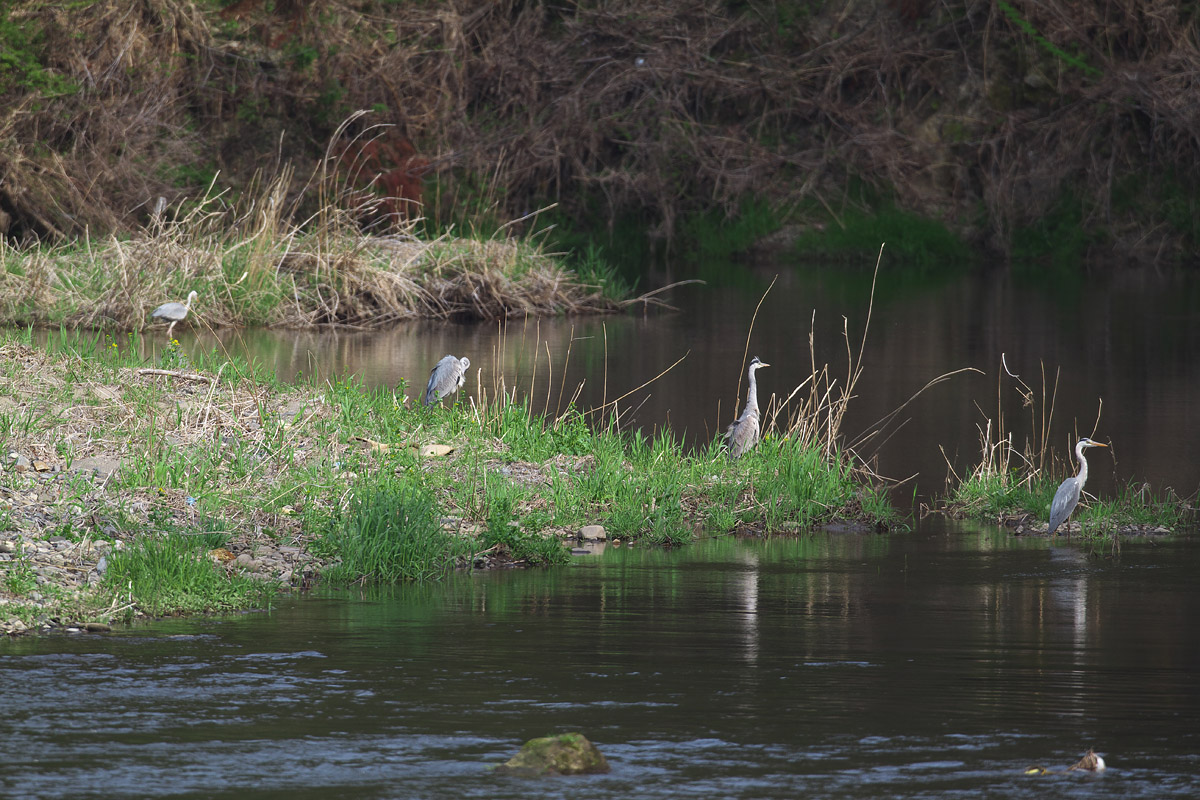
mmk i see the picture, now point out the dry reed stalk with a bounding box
[556,326,576,418]
[766,246,881,460]
[951,349,1109,498]
[732,274,777,408]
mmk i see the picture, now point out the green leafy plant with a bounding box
[322,480,471,583]
[0,10,78,96]
[2,545,37,596]
[102,533,275,617]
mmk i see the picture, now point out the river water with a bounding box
[6,262,1200,797]
[3,524,1200,798]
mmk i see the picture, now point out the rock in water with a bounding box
[495,732,609,776]
[578,525,606,541]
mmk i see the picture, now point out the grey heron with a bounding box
[150,290,198,337]
[423,355,470,405]
[725,356,769,458]
[1047,437,1108,534]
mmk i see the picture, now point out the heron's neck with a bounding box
[1075,443,1089,486]
[745,370,759,412]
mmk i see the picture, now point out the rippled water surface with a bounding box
[4,524,1200,799]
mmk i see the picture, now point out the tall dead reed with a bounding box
[756,247,979,474]
[944,350,1103,503]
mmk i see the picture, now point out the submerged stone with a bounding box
[495,732,609,777]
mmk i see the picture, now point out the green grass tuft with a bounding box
[948,469,1187,538]
[102,533,276,618]
[320,480,473,583]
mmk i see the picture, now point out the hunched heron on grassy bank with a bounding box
[424,355,470,405]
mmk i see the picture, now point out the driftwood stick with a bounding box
[136,368,217,384]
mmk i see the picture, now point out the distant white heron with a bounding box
[150,290,198,338]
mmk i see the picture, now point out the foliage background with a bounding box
[2,0,1199,266]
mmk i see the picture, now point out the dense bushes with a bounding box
[2,1,1199,265]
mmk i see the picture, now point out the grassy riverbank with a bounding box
[0,329,896,635]
[946,466,1187,539]
[941,366,1190,538]
[5,1,1200,267]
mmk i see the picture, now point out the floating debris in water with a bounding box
[1024,748,1107,776]
[1068,749,1106,772]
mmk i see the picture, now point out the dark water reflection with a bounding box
[144,264,1200,505]
[3,521,1200,798]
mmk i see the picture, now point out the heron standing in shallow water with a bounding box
[1047,437,1108,534]
[423,355,470,405]
[150,290,199,338]
[725,356,769,458]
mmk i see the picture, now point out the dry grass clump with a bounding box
[942,352,1075,509]
[0,176,621,331]
[0,94,625,331]
[71,238,230,331]
[421,239,613,319]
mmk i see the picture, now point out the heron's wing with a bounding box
[725,413,760,457]
[424,362,446,403]
[1048,477,1081,531]
[425,357,464,403]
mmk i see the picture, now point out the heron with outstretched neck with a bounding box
[1047,437,1108,534]
[423,355,470,405]
[725,356,769,458]
[150,290,198,337]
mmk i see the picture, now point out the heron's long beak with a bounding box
[759,361,771,368]
[1092,442,1109,447]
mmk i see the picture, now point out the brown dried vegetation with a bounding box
[1,1,1199,263]
[0,220,622,330]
